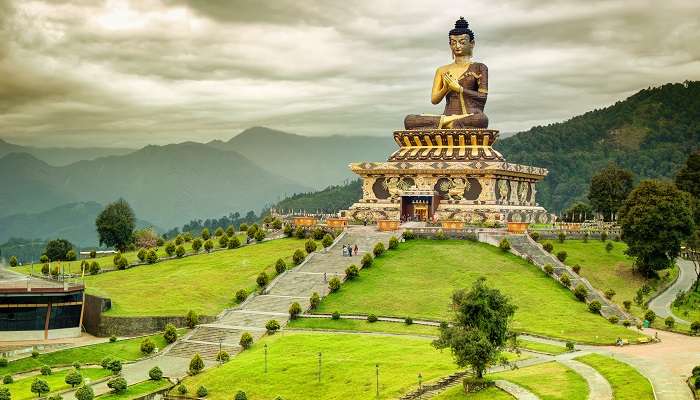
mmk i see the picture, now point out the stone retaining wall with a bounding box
[83,294,214,337]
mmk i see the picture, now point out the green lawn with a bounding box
[541,239,676,317]
[433,385,514,399]
[1,332,175,375]
[575,353,654,400]
[176,331,461,400]
[516,340,568,355]
[83,238,307,316]
[287,318,440,336]
[490,361,588,400]
[314,240,643,344]
[96,379,172,400]
[4,368,111,400]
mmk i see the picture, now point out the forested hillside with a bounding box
[273,180,362,213]
[497,81,700,212]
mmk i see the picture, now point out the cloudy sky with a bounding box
[1,0,699,148]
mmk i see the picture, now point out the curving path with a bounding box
[494,380,540,400]
[558,357,612,400]
[648,259,696,323]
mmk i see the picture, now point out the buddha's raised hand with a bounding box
[442,72,463,93]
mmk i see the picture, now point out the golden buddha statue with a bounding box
[404,17,489,130]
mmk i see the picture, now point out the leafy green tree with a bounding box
[254,229,266,242]
[203,240,214,253]
[66,250,76,261]
[0,387,10,400]
[201,228,210,241]
[96,199,136,252]
[44,239,75,261]
[588,164,634,221]
[9,256,17,267]
[64,370,82,387]
[31,378,50,398]
[75,385,94,400]
[226,225,235,237]
[189,354,205,374]
[175,245,186,258]
[676,151,700,199]
[432,278,517,379]
[214,227,225,237]
[192,238,202,253]
[218,235,229,248]
[619,180,695,276]
[165,242,176,257]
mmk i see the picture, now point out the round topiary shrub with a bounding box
[560,273,571,287]
[544,264,554,275]
[117,256,129,270]
[89,261,100,275]
[498,238,511,252]
[137,248,147,262]
[321,234,334,248]
[543,242,554,253]
[101,357,112,369]
[328,277,341,293]
[665,316,675,328]
[566,341,575,351]
[388,236,399,250]
[140,338,155,354]
[149,366,163,380]
[644,310,656,323]
[529,232,540,242]
[588,300,602,314]
[75,384,94,400]
[404,317,413,325]
[219,235,229,248]
[228,236,241,249]
[608,315,619,324]
[32,349,40,357]
[107,376,127,393]
[163,323,177,344]
[574,284,588,301]
[3,375,13,384]
[361,253,373,268]
[572,264,581,274]
[275,258,287,274]
[293,249,306,265]
[295,226,306,239]
[309,292,320,310]
[600,232,608,242]
[201,228,210,241]
[305,239,317,254]
[604,289,616,300]
[176,245,186,258]
[257,272,269,288]
[622,320,632,327]
[146,249,158,264]
[254,229,266,242]
[557,232,566,243]
[373,242,385,257]
[216,351,230,363]
[367,314,378,323]
[266,319,281,333]
[402,230,415,240]
[345,264,359,280]
[197,386,208,398]
[235,289,248,303]
[288,302,302,320]
[239,333,253,350]
[185,310,199,329]
[623,300,632,310]
[203,240,214,252]
[331,311,340,320]
[40,365,52,375]
[235,391,248,400]
[108,359,122,375]
[189,353,205,374]
[556,251,567,262]
[175,235,184,245]
[0,357,8,367]
[692,321,700,335]
[178,385,187,395]
[192,238,202,253]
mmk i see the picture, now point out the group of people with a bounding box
[342,244,359,257]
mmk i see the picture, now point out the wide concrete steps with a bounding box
[167,339,240,360]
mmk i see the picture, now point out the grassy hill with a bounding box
[497,81,700,212]
[314,240,642,344]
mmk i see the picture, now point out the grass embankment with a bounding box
[541,239,677,316]
[314,240,642,344]
[6,368,111,400]
[96,379,172,400]
[575,353,654,400]
[490,361,589,400]
[176,331,462,400]
[83,238,307,316]
[13,234,247,275]
[1,332,173,375]
[432,385,514,399]
[672,288,700,322]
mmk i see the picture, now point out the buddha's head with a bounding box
[449,17,475,58]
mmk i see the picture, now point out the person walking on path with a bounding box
[342,245,347,257]
[323,272,327,283]
[348,245,353,257]
[354,244,359,255]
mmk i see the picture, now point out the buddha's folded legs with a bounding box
[404,112,488,130]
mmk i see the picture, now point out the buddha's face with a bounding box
[449,34,473,57]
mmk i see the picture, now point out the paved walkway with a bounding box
[558,358,612,400]
[648,259,696,323]
[494,380,539,400]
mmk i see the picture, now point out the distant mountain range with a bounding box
[0,139,134,166]
[1,81,697,246]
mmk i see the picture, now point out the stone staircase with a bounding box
[163,226,395,361]
[398,371,469,399]
[507,234,630,322]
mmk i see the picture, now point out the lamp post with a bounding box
[376,364,379,399]
[318,352,322,383]
[418,373,423,399]
[264,343,268,373]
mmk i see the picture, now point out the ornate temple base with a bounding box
[346,128,553,225]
